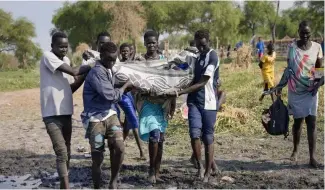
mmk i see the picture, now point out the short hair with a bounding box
[144,30,158,41]
[189,40,195,46]
[52,31,67,44]
[194,29,209,41]
[119,43,130,51]
[299,20,311,30]
[97,32,111,42]
[267,42,274,50]
[100,42,117,53]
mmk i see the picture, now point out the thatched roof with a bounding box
[281,35,293,41]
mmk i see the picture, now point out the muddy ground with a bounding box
[0,88,324,189]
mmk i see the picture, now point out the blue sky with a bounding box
[0,0,295,51]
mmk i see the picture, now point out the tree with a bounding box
[241,1,270,38]
[141,1,170,38]
[144,1,242,47]
[102,1,146,44]
[52,1,146,50]
[276,2,324,40]
[294,1,324,38]
[264,1,280,43]
[0,9,42,68]
[52,1,113,50]
[184,1,242,47]
[275,13,298,39]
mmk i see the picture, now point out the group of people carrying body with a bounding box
[39,20,323,189]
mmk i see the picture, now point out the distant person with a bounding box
[227,44,231,57]
[119,43,131,62]
[40,32,91,189]
[258,42,276,102]
[219,46,225,60]
[235,41,243,49]
[256,37,265,60]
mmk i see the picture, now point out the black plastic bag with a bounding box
[262,96,289,138]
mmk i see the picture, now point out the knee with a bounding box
[149,129,160,143]
[114,140,125,155]
[189,128,201,140]
[53,145,68,163]
[202,134,214,145]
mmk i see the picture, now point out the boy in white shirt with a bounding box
[40,31,91,189]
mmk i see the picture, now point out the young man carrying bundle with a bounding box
[40,31,91,189]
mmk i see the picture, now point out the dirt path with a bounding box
[0,88,323,189]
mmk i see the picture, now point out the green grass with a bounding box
[168,61,324,137]
[0,69,40,92]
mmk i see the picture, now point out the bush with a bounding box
[0,53,20,70]
[223,57,233,64]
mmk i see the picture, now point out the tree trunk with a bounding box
[272,25,276,44]
[252,23,256,50]
[271,1,280,43]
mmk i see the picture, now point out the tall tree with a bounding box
[141,1,170,38]
[275,13,298,39]
[102,1,146,44]
[52,1,146,50]
[149,1,242,46]
[0,9,42,68]
[185,1,242,46]
[52,1,113,50]
[265,1,280,43]
[293,1,324,37]
[241,1,270,38]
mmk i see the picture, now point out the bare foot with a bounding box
[211,163,221,176]
[211,168,221,176]
[309,158,319,168]
[203,173,210,183]
[197,169,204,179]
[148,172,156,184]
[139,155,146,160]
[109,180,117,189]
[290,151,298,161]
[155,176,165,183]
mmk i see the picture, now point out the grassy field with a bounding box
[168,61,324,139]
[0,61,323,136]
[0,69,40,92]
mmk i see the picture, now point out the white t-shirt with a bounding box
[40,51,75,117]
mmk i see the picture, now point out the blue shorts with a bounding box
[188,103,217,145]
[113,92,139,130]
